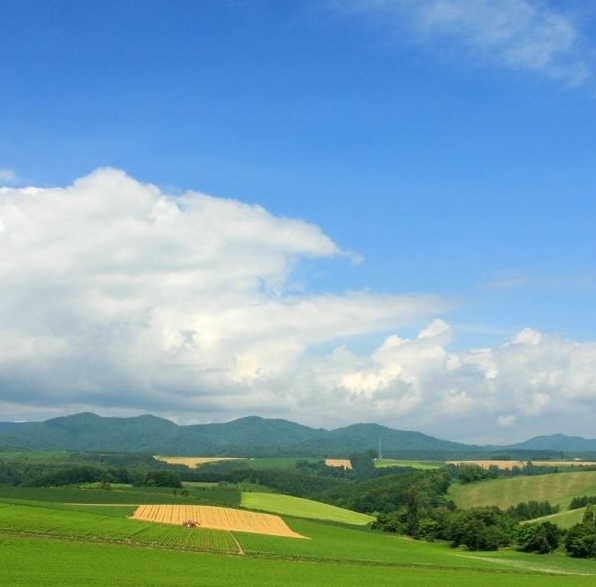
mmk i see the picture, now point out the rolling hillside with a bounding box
[449,470,596,511]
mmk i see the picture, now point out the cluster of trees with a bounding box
[569,495,596,510]
[373,503,563,553]
[506,500,559,521]
[450,464,499,484]
[565,505,596,558]
[26,466,184,488]
[195,465,346,498]
[26,465,131,487]
[0,453,186,488]
[447,462,572,484]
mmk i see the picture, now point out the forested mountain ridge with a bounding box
[1,412,595,457]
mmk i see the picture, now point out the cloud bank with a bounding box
[1,169,595,443]
[330,0,592,85]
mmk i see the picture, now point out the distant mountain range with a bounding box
[1,412,595,458]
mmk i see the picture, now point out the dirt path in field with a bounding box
[229,532,245,555]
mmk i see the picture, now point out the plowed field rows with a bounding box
[132,505,305,538]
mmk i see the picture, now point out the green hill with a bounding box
[240,491,374,525]
[449,471,596,511]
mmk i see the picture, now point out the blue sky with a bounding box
[1,0,596,443]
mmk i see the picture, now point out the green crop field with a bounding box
[375,459,444,469]
[528,507,586,529]
[0,449,71,460]
[2,470,596,586]
[1,489,596,586]
[244,457,321,469]
[4,534,596,587]
[0,482,240,507]
[449,471,596,511]
[240,492,374,525]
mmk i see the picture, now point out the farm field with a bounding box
[325,458,352,469]
[153,456,245,467]
[1,496,596,576]
[240,491,374,525]
[0,482,241,507]
[154,455,322,469]
[3,460,596,584]
[4,535,596,587]
[375,459,443,469]
[530,507,585,529]
[245,457,321,469]
[449,470,596,510]
[448,460,596,470]
[132,504,305,537]
[1,488,596,586]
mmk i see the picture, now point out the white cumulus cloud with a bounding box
[2,168,596,443]
[0,169,444,423]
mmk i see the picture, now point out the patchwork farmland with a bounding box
[132,504,305,538]
[3,448,596,586]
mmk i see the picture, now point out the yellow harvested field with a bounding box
[131,504,305,538]
[325,459,352,469]
[448,460,525,470]
[447,460,596,470]
[535,460,596,467]
[153,456,245,468]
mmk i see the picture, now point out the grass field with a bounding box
[375,459,444,469]
[0,449,71,460]
[240,492,374,525]
[5,534,596,587]
[0,482,241,507]
[449,471,596,511]
[3,468,596,585]
[2,488,596,585]
[448,460,596,470]
[2,495,596,575]
[529,507,586,529]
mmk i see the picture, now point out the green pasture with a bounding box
[1,498,596,577]
[0,482,240,507]
[244,457,320,469]
[3,534,596,587]
[375,459,443,469]
[528,507,586,529]
[0,449,71,460]
[240,491,374,525]
[450,471,596,511]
